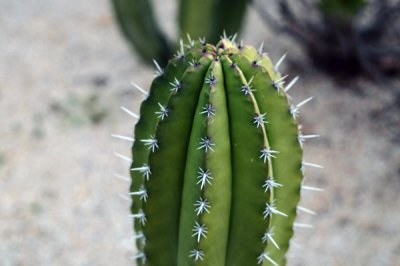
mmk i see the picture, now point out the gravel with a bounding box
[1,0,399,265]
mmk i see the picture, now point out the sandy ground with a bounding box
[1,0,399,265]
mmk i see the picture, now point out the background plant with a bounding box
[111,0,250,66]
[254,0,400,81]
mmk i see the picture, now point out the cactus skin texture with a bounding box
[130,37,306,266]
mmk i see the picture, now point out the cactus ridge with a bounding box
[128,37,315,266]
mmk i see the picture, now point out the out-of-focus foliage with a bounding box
[111,0,171,66]
[255,0,400,82]
[111,0,250,66]
[319,0,368,17]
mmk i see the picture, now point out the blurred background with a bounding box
[0,0,399,265]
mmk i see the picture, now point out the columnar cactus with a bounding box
[125,36,319,266]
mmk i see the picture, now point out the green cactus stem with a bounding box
[111,0,249,66]
[318,0,368,17]
[126,37,319,266]
[111,0,171,65]
[178,0,249,44]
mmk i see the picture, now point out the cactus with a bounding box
[123,36,320,266]
[111,0,249,66]
[178,0,250,44]
[111,0,171,66]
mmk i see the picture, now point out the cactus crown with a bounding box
[128,36,313,266]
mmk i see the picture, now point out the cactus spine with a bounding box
[128,37,315,266]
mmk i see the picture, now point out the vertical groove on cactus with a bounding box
[128,37,316,266]
[177,60,232,265]
[131,43,215,265]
